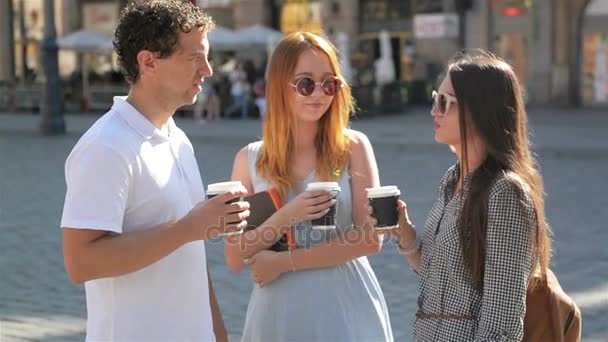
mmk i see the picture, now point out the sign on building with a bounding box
[83,3,119,36]
[413,13,459,39]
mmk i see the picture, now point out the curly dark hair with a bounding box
[113,0,215,84]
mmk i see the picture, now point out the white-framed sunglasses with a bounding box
[432,90,458,116]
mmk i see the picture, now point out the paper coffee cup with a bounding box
[367,186,401,230]
[207,181,245,201]
[305,182,340,230]
[206,181,246,236]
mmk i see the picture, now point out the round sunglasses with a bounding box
[289,76,343,97]
[432,90,457,116]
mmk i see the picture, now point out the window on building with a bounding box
[412,0,442,14]
[361,0,412,21]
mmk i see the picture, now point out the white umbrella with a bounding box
[58,30,114,111]
[235,25,284,47]
[208,26,240,51]
[374,30,396,86]
[266,34,281,58]
[57,30,114,53]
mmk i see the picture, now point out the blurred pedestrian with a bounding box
[226,63,249,119]
[253,78,266,118]
[193,80,211,124]
[206,83,221,121]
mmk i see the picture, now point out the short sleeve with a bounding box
[61,142,131,233]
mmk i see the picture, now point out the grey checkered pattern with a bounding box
[413,164,536,342]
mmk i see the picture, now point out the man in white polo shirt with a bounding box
[60,1,249,340]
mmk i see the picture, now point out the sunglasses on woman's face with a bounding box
[290,76,343,97]
[432,90,458,116]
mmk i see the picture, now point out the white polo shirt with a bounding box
[61,97,214,341]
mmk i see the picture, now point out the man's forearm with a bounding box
[64,220,194,283]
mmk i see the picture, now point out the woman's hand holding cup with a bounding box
[393,200,417,248]
[277,189,336,227]
[365,186,416,247]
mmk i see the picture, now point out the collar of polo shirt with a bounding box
[113,96,176,140]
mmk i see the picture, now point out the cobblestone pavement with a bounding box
[1,108,607,341]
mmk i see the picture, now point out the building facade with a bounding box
[321,0,599,107]
[0,0,604,107]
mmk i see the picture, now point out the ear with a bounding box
[136,50,156,79]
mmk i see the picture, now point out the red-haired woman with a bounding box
[225,32,393,341]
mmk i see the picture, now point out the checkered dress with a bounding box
[413,164,536,342]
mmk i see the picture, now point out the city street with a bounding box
[1,107,607,341]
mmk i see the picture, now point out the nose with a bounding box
[430,102,443,117]
[430,106,439,117]
[310,82,331,98]
[200,57,213,78]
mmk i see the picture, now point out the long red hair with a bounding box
[256,32,355,198]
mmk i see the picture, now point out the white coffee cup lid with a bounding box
[306,181,341,192]
[207,181,244,194]
[367,185,401,198]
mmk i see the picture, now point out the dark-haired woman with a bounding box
[368,50,552,341]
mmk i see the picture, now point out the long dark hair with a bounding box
[448,50,552,289]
